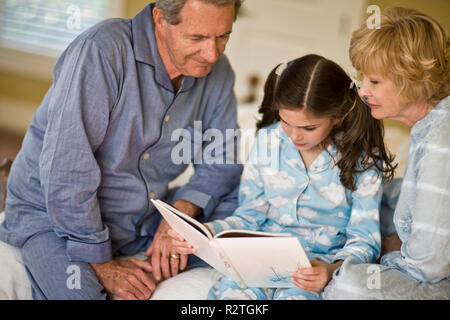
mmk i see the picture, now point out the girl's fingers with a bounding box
[291,271,317,281]
[292,278,321,292]
[175,246,197,255]
[171,238,192,248]
[167,229,185,241]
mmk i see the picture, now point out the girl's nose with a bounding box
[291,128,303,142]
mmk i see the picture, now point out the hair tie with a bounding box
[275,62,288,76]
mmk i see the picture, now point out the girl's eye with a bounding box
[304,127,316,131]
[370,80,379,85]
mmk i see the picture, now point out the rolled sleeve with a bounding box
[67,239,112,263]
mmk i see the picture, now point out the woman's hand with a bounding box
[291,260,343,292]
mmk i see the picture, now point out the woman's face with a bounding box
[358,73,404,120]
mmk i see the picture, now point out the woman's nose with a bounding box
[358,78,371,98]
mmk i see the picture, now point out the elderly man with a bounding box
[0,0,243,300]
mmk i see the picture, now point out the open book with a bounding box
[151,199,311,289]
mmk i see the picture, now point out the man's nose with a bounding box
[200,39,220,64]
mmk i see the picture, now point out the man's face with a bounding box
[154,0,235,78]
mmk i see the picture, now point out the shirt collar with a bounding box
[131,3,194,92]
[411,95,450,143]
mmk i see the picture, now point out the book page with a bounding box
[151,200,229,276]
[216,237,310,288]
[152,200,212,238]
[216,229,293,238]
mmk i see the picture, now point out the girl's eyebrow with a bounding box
[279,115,318,128]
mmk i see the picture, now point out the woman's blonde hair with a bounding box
[350,7,449,105]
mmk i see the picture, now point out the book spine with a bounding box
[210,240,247,289]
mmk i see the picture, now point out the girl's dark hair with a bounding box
[256,54,396,190]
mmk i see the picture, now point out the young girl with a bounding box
[169,54,396,300]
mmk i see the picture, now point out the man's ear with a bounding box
[152,7,166,28]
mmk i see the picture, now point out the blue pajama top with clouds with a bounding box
[206,123,382,264]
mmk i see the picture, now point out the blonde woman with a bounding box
[324,7,450,299]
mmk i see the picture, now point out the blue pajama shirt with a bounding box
[205,122,383,300]
[0,3,242,299]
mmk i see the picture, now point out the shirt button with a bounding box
[143,153,150,160]
[164,115,170,123]
[150,192,156,199]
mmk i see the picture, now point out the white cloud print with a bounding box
[315,234,332,246]
[349,209,378,226]
[268,196,290,207]
[318,183,347,206]
[279,214,295,225]
[297,207,321,221]
[241,164,260,182]
[262,169,297,191]
[354,175,382,198]
[240,186,251,197]
[309,154,326,171]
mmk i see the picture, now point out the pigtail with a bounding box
[256,65,282,131]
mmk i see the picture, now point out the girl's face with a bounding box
[279,108,337,153]
[358,73,404,120]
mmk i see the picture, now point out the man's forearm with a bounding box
[172,199,202,218]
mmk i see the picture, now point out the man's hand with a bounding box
[291,260,343,292]
[145,199,202,281]
[90,258,155,300]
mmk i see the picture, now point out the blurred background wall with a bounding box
[0,0,448,176]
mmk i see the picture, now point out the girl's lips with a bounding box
[294,143,306,148]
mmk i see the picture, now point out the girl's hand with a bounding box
[291,260,342,292]
[167,229,197,256]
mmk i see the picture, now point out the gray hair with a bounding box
[155,0,243,25]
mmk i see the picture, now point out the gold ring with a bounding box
[170,253,180,259]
